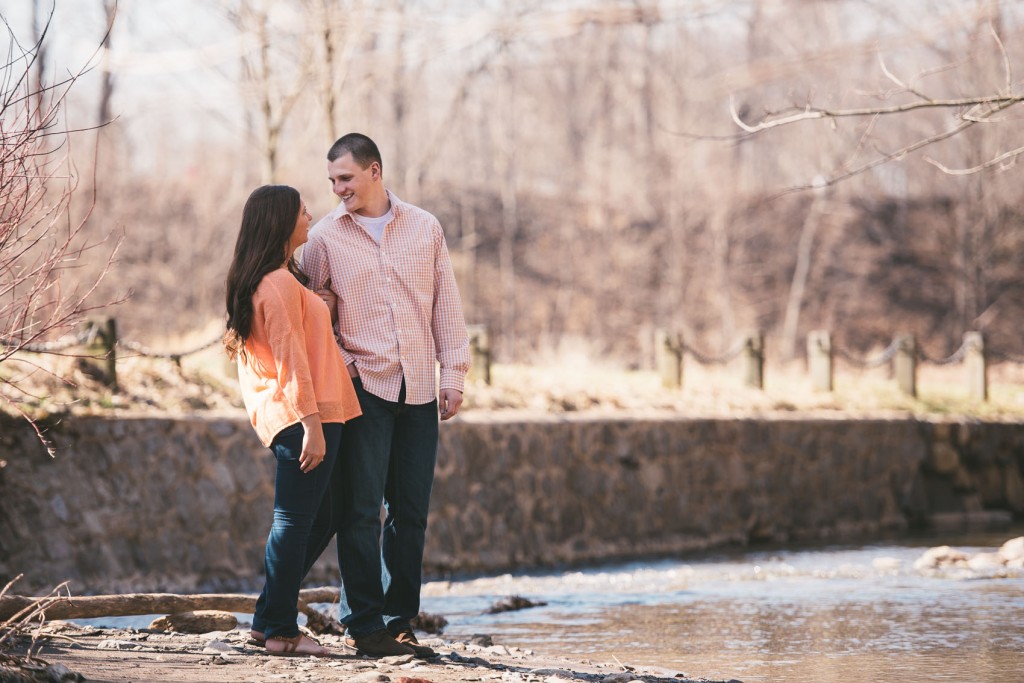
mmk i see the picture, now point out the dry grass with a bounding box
[3,326,1024,422]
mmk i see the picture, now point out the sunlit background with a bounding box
[5,0,1024,372]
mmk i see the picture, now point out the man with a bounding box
[301,133,470,658]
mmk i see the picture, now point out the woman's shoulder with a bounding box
[255,268,304,302]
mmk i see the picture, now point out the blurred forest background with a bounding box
[5,0,1024,370]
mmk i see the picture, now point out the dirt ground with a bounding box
[5,623,732,683]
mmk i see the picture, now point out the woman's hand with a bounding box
[298,413,326,473]
[317,278,338,326]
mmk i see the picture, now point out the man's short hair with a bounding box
[328,133,382,171]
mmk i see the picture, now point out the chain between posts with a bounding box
[916,340,970,366]
[988,348,1024,363]
[117,336,222,364]
[0,326,99,354]
[832,338,901,369]
[676,337,748,365]
[3,321,223,365]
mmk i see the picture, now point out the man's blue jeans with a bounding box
[252,422,342,639]
[338,379,439,637]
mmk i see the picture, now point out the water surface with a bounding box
[420,529,1024,682]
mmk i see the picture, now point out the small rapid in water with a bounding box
[419,528,1024,682]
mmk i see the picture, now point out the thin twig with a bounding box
[924,143,1024,175]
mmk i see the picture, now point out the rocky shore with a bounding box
[6,623,738,683]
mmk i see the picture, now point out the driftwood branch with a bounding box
[0,588,341,623]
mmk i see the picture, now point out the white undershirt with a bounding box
[352,207,394,244]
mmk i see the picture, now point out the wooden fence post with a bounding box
[964,331,987,401]
[467,324,491,384]
[807,330,833,392]
[894,334,917,397]
[744,331,764,389]
[654,328,683,389]
[85,317,118,390]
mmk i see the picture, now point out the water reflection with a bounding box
[420,532,1024,683]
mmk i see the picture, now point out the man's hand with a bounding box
[439,388,463,420]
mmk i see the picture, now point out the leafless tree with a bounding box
[0,9,121,453]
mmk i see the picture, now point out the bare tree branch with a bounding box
[730,92,1024,134]
[924,143,1024,175]
[0,7,122,452]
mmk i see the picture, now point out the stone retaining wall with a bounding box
[1,412,1022,594]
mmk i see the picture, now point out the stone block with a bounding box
[928,442,960,475]
[1005,465,1024,512]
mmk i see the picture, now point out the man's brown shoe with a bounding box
[344,629,416,658]
[392,629,436,658]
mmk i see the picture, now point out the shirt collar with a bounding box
[331,188,404,224]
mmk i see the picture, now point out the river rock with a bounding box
[487,596,547,614]
[530,668,574,678]
[348,672,390,683]
[96,639,142,650]
[149,610,238,634]
[872,557,902,571]
[411,611,449,633]
[966,552,1004,571]
[998,536,1024,563]
[913,545,969,570]
[201,639,237,655]
[602,673,635,683]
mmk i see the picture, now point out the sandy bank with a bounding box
[6,622,737,683]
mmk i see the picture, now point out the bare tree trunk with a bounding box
[232,0,310,184]
[255,7,278,183]
[30,0,48,119]
[96,0,116,127]
[781,192,826,360]
[710,207,735,345]
[494,51,518,361]
[319,0,338,139]
[459,194,477,319]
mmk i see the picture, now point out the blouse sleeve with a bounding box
[256,274,318,418]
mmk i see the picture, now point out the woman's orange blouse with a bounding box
[236,268,361,447]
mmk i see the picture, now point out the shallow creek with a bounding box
[419,528,1024,682]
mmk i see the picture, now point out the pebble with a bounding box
[97,639,142,650]
[202,639,237,655]
[603,674,634,683]
[530,668,575,678]
[348,672,391,683]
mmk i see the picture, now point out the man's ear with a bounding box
[371,162,381,180]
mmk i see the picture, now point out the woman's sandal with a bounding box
[265,634,335,658]
[247,630,266,647]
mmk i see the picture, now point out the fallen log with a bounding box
[0,587,341,623]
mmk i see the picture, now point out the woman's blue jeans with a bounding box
[252,421,342,639]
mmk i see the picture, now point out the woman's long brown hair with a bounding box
[223,185,308,361]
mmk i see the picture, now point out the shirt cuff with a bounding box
[439,369,466,394]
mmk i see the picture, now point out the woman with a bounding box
[224,185,360,657]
